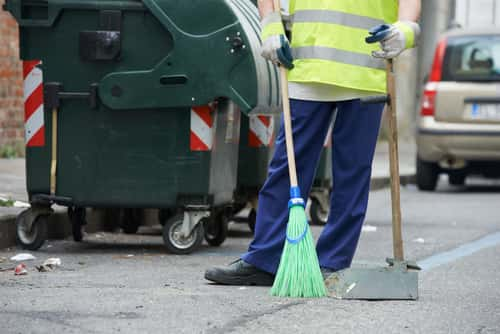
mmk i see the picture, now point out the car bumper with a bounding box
[417,116,500,162]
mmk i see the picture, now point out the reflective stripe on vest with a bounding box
[292,10,385,30]
[292,46,385,70]
[287,1,398,93]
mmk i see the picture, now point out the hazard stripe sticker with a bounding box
[249,115,274,147]
[23,60,45,147]
[190,106,215,151]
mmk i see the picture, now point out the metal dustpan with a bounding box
[325,60,420,300]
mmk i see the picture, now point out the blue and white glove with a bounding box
[260,12,294,69]
[366,21,421,59]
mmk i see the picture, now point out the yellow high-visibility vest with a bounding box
[287,0,399,93]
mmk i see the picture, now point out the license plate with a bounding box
[467,103,500,121]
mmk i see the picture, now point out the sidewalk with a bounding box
[371,139,416,189]
[0,140,416,249]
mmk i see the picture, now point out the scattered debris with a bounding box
[362,225,377,232]
[36,258,61,272]
[413,238,425,243]
[14,263,27,276]
[0,197,14,207]
[13,200,30,208]
[345,283,357,294]
[0,257,7,263]
[126,254,134,258]
[10,253,36,262]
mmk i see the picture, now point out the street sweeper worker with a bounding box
[205,0,421,286]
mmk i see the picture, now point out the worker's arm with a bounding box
[258,0,294,68]
[398,0,421,22]
[257,0,275,19]
[369,0,421,59]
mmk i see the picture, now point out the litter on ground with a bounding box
[10,253,36,261]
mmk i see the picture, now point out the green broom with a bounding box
[269,0,327,298]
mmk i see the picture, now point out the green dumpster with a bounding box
[5,0,280,253]
[309,147,333,226]
[234,113,279,232]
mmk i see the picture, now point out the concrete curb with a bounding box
[370,173,416,191]
[0,174,417,250]
[0,208,107,250]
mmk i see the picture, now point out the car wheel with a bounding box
[416,157,439,191]
[449,173,466,186]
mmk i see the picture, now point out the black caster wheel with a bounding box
[120,208,143,234]
[158,208,175,226]
[203,211,228,247]
[309,199,328,225]
[68,207,86,242]
[102,208,122,232]
[16,209,49,250]
[247,208,256,233]
[162,213,203,254]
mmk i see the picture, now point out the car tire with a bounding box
[416,157,439,191]
[449,173,466,186]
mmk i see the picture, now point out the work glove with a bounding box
[260,12,294,69]
[366,21,421,59]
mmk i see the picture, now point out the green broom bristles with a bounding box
[271,204,327,298]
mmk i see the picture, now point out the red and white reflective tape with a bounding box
[249,115,274,147]
[23,60,45,147]
[324,123,333,148]
[190,105,215,151]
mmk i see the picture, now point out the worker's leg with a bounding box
[316,99,384,271]
[241,99,335,274]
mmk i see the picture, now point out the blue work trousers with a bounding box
[241,98,384,274]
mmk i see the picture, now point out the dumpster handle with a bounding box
[50,107,58,196]
[45,82,99,109]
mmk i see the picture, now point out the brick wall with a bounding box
[0,0,24,147]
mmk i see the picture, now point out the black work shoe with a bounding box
[321,267,336,280]
[205,259,275,286]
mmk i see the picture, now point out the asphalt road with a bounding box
[1,177,499,334]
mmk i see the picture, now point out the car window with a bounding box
[443,35,500,82]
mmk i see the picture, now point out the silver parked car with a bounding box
[417,28,500,191]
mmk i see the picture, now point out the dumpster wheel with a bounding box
[247,208,256,233]
[16,209,49,250]
[310,199,328,225]
[203,211,228,247]
[120,208,143,234]
[68,207,87,242]
[162,213,204,254]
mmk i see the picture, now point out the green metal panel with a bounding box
[6,0,280,114]
[237,115,272,190]
[5,0,279,208]
[313,148,332,188]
